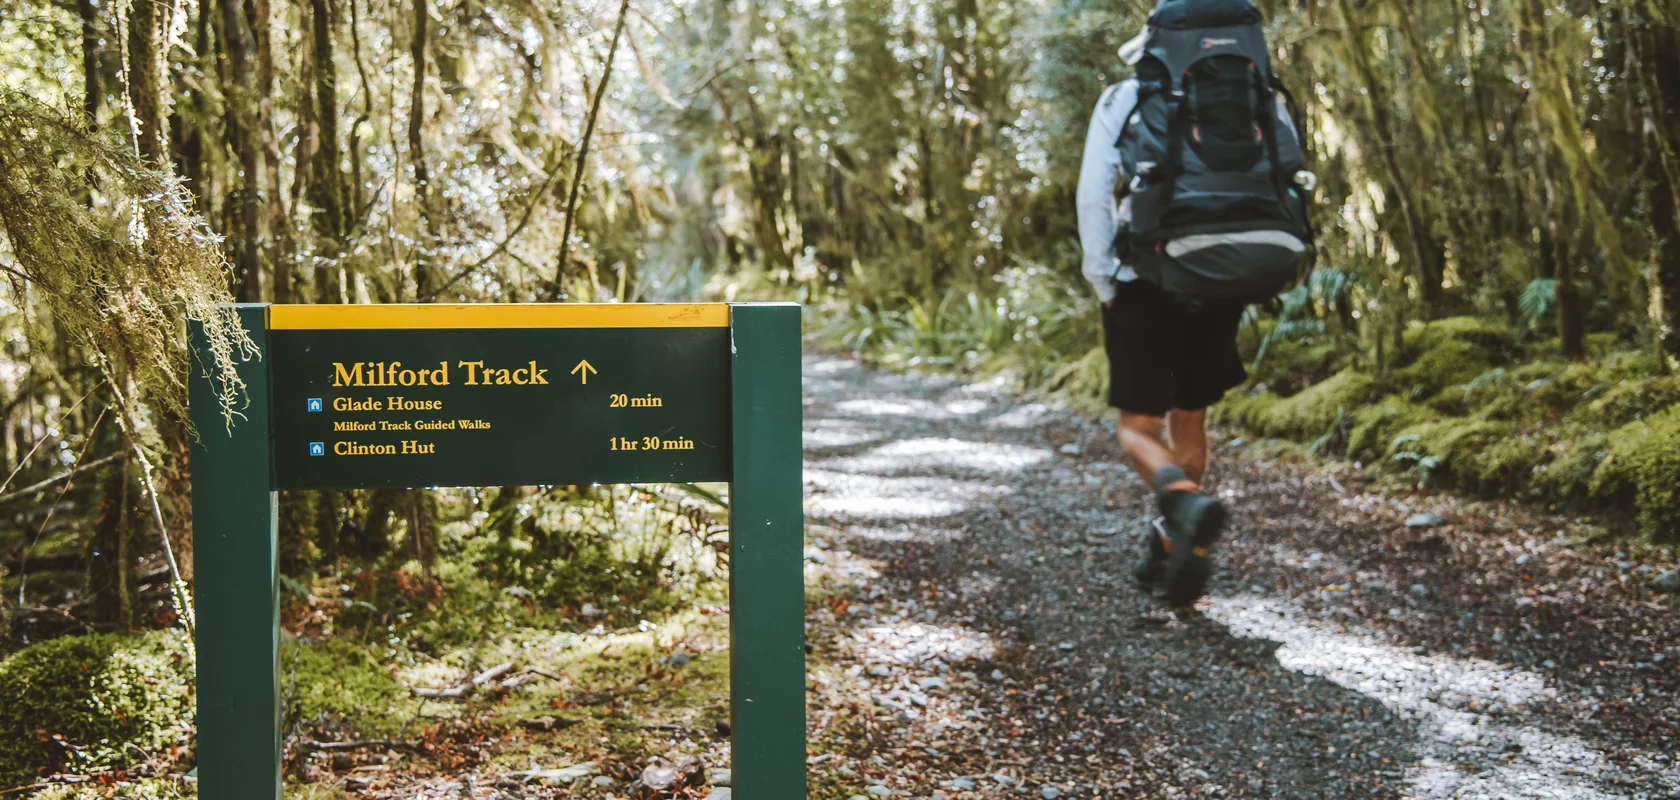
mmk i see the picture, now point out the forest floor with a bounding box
[203,356,1679,800]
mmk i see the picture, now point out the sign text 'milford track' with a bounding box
[331,360,551,387]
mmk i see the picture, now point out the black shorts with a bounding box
[1101,280,1247,415]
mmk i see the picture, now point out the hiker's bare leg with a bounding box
[1119,411,1196,492]
[1167,408,1209,485]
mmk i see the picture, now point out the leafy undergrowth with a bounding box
[1213,316,1680,542]
[0,630,194,789]
[278,605,736,797]
[5,483,738,798]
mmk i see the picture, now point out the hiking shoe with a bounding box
[1132,518,1169,587]
[1160,491,1228,607]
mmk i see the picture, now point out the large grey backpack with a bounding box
[1116,0,1313,300]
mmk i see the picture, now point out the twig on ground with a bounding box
[472,662,515,685]
[298,739,439,761]
[516,715,583,732]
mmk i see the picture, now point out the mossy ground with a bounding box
[0,630,194,787]
[1219,316,1680,541]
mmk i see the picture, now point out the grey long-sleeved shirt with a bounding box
[1076,80,1141,304]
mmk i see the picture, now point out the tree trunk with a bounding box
[549,0,633,300]
[1334,0,1441,309]
[220,0,264,301]
[360,489,400,560]
[409,0,438,300]
[1637,4,1680,361]
[348,0,374,235]
[310,0,347,243]
[89,448,136,629]
[278,491,317,576]
[79,0,99,124]
[126,0,168,162]
[1520,0,1585,358]
[316,490,347,565]
[251,0,292,303]
[409,489,438,579]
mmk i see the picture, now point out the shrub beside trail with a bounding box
[0,631,193,785]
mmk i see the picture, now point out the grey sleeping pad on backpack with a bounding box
[1115,0,1312,300]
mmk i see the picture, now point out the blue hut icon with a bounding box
[307,398,323,412]
[309,442,325,457]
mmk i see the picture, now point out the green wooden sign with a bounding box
[189,303,805,799]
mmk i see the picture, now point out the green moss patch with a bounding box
[1046,345,1109,413]
[0,631,193,785]
[1400,316,1514,363]
[1258,369,1374,439]
[1346,397,1434,461]
[286,639,411,736]
[1592,405,1680,541]
[1212,390,1281,432]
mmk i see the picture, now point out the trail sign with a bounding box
[189,303,805,799]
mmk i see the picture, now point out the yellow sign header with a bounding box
[269,303,730,330]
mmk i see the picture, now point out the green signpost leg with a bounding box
[190,304,281,800]
[728,303,807,798]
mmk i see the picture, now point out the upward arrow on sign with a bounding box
[571,359,597,384]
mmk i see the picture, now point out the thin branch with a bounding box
[0,453,121,505]
[297,740,439,760]
[419,152,569,301]
[101,368,195,645]
[0,382,103,497]
[15,407,106,605]
[549,0,632,300]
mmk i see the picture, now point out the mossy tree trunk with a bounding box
[87,444,136,630]
[219,0,264,301]
[315,490,346,566]
[409,0,440,300]
[1334,0,1442,311]
[409,489,438,580]
[125,0,167,163]
[1635,1,1680,364]
[278,491,318,576]
[359,489,400,560]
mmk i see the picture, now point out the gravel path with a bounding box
[801,356,1679,800]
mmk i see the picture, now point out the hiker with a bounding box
[1076,0,1314,606]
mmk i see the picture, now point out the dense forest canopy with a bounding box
[0,0,1678,664]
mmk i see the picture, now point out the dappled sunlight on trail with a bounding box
[1205,595,1677,799]
[800,355,1678,799]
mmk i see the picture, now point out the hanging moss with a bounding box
[0,631,193,785]
[1591,406,1680,541]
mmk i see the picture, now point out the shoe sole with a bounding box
[1163,501,1227,607]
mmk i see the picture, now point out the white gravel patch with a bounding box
[1206,594,1679,799]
